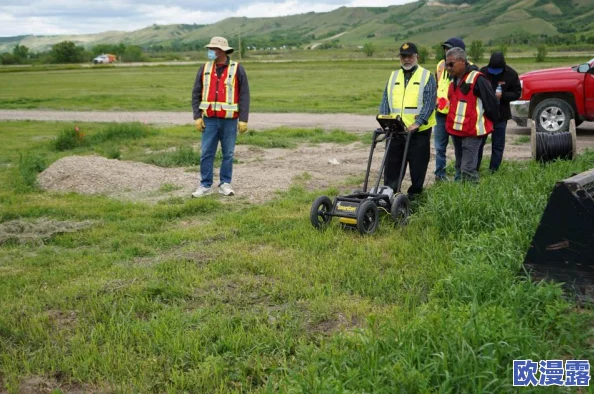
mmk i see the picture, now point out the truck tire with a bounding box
[534,98,574,133]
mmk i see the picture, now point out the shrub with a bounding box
[535,45,547,62]
[467,40,485,63]
[53,123,152,151]
[91,122,151,143]
[54,127,87,151]
[363,42,376,57]
[418,46,429,63]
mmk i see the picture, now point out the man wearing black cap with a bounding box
[434,37,468,181]
[477,51,521,172]
[379,42,437,198]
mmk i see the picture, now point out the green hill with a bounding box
[1,0,593,53]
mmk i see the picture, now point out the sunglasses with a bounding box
[445,61,457,68]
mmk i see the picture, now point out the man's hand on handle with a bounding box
[407,124,419,133]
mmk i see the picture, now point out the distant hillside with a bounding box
[1,0,593,53]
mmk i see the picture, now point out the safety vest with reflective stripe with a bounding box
[198,61,240,119]
[387,66,436,132]
[436,60,451,114]
[446,70,493,137]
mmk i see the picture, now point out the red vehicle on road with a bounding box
[511,56,594,132]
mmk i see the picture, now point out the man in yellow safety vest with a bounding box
[379,42,437,198]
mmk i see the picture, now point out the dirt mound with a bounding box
[38,155,196,202]
[36,136,538,205]
[37,143,380,204]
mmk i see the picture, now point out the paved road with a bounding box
[0,109,593,144]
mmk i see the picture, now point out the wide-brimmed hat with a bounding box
[205,36,234,53]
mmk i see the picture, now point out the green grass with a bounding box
[1,57,590,114]
[514,135,531,145]
[0,120,592,392]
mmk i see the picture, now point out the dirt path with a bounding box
[0,110,378,132]
[2,110,593,204]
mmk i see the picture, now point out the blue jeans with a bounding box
[433,112,449,179]
[200,117,238,188]
[477,120,507,172]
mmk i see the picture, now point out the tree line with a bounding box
[0,36,574,66]
[0,41,145,65]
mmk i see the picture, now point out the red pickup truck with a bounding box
[511,56,594,132]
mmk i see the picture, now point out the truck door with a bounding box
[585,62,594,118]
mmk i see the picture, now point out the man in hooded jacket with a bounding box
[476,51,522,172]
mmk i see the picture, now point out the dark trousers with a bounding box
[477,120,507,172]
[384,129,432,195]
[451,135,485,182]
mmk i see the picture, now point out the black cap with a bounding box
[399,42,418,56]
[443,37,466,51]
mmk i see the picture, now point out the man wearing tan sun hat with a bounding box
[191,36,250,197]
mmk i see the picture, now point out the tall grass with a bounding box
[240,127,362,148]
[14,153,47,192]
[54,122,152,151]
[0,121,592,392]
[143,146,201,167]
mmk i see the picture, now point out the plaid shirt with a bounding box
[379,65,437,127]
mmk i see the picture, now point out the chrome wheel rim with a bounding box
[539,106,566,132]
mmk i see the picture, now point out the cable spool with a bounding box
[531,119,576,162]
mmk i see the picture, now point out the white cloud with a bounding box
[0,0,415,37]
[233,1,339,19]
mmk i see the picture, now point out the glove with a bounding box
[238,121,248,134]
[195,118,205,132]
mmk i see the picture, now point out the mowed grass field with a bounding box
[0,119,593,392]
[0,56,591,114]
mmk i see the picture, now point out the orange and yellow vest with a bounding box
[436,60,451,114]
[387,66,436,132]
[436,59,473,114]
[446,70,493,137]
[198,61,240,119]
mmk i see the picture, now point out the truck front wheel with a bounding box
[533,98,574,133]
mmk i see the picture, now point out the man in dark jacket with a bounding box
[445,47,499,182]
[434,37,466,181]
[477,52,522,172]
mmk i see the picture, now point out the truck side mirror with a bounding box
[577,63,590,73]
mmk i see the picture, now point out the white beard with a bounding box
[401,64,414,71]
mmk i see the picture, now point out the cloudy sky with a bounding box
[0,0,416,37]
